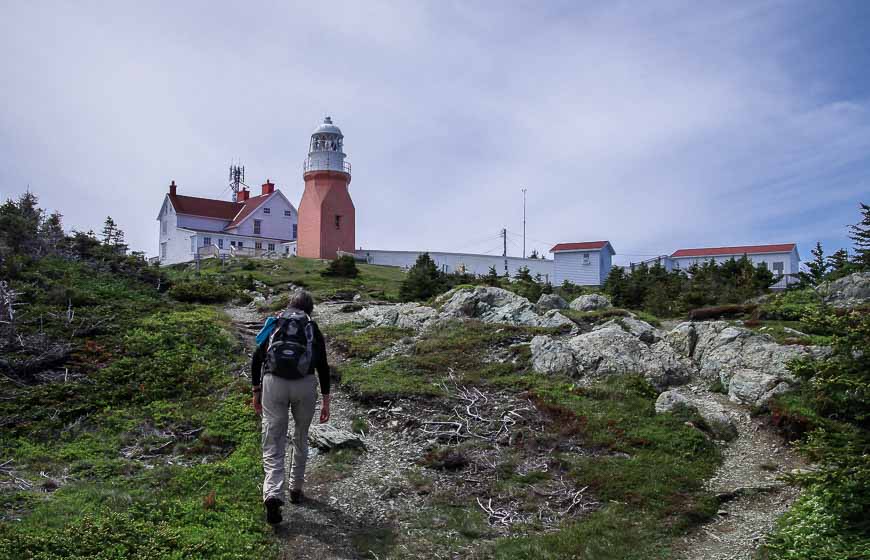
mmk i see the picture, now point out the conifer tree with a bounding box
[827,248,850,274]
[848,202,870,269]
[802,242,829,286]
[399,252,443,301]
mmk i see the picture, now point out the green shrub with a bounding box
[759,289,823,321]
[167,277,237,303]
[321,255,359,278]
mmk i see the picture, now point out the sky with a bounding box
[2,0,869,265]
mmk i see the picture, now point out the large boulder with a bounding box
[655,390,738,441]
[666,321,828,407]
[358,303,438,330]
[309,424,366,450]
[569,293,611,312]
[530,322,692,390]
[594,316,662,343]
[536,293,568,313]
[438,287,573,328]
[816,272,870,307]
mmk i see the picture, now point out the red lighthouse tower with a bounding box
[297,116,355,260]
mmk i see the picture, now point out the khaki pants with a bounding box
[261,373,318,502]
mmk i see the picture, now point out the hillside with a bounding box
[1,243,867,558]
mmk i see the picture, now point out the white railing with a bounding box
[303,156,351,175]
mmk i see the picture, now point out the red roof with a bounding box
[671,244,796,258]
[225,194,271,229]
[168,194,242,221]
[550,241,610,252]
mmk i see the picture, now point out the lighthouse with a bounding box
[297,116,355,260]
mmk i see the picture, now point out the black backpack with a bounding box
[266,310,315,379]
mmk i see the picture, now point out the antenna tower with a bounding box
[228,164,246,202]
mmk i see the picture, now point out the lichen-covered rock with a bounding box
[655,390,738,441]
[594,316,662,343]
[309,423,366,450]
[816,272,870,307]
[530,324,692,390]
[665,321,827,407]
[536,293,568,313]
[569,293,611,312]
[438,287,573,328]
[529,335,576,375]
[358,303,438,330]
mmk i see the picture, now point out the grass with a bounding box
[0,257,275,558]
[328,318,722,558]
[558,307,631,325]
[324,322,414,361]
[165,256,407,302]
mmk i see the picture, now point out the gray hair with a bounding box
[287,289,314,314]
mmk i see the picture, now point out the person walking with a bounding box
[251,290,331,525]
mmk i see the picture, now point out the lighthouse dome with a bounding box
[312,116,342,137]
[305,116,350,175]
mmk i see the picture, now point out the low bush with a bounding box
[687,304,755,321]
[321,255,359,278]
[167,277,237,303]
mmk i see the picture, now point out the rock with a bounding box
[530,335,576,375]
[665,321,827,407]
[438,287,573,328]
[530,324,692,390]
[655,390,738,441]
[816,272,870,307]
[309,424,366,451]
[358,303,438,330]
[594,316,662,343]
[569,293,611,312]
[536,293,568,313]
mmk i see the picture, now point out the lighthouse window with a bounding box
[254,220,262,235]
[335,215,342,230]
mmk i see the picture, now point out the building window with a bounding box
[161,219,166,234]
[190,237,195,252]
[203,236,211,246]
[230,240,236,247]
[335,215,342,229]
[292,224,298,239]
[238,241,243,248]
[284,210,292,217]
[218,238,224,249]
[255,241,262,250]
[254,219,261,235]
[773,261,784,275]
[582,252,590,264]
[263,207,270,214]
[268,243,275,251]
[160,242,167,259]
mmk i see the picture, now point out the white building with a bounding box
[551,241,615,286]
[667,243,800,289]
[157,179,298,265]
[356,249,554,282]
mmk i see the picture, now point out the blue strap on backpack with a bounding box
[256,316,277,347]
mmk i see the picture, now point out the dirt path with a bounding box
[672,383,806,560]
[228,303,437,560]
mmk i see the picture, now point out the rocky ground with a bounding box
[227,286,823,559]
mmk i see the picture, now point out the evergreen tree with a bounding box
[848,202,870,269]
[801,242,828,286]
[514,266,533,283]
[483,265,501,287]
[528,249,539,259]
[39,211,65,251]
[101,216,118,246]
[603,266,629,307]
[827,248,851,275]
[399,252,443,301]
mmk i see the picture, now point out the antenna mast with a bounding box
[228,164,246,202]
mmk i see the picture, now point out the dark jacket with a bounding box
[251,310,330,395]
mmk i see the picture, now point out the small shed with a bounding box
[550,241,615,286]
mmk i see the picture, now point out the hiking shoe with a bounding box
[289,489,304,504]
[264,498,283,524]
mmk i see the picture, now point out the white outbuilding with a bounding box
[550,241,615,286]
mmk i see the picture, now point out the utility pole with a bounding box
[502,228,508,276]
[521,187,527,258]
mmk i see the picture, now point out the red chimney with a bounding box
[261,179,275,196]
[237,188,250,202]
[169,180,177,196]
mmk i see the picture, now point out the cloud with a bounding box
[1,1,868,264]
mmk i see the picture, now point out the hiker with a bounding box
[251,289,331,525]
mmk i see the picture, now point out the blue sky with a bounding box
[1,1,869,265]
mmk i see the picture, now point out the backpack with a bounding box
[265,310,315,379]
